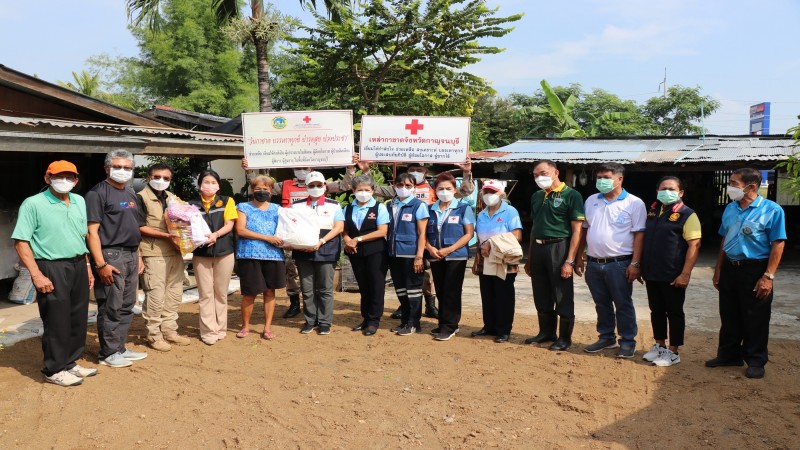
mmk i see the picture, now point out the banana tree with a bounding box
[519,79,586,137]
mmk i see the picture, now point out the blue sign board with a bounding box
[749,102,770,135]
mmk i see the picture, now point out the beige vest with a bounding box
[139,185,179,257]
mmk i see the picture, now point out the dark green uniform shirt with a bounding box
[530,183,585,239]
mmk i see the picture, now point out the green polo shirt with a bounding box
[11,190,88,260]
[530,183,585,239]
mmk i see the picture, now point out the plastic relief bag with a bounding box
[275,207,320,249]
[164,198,211,255]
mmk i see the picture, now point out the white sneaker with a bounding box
[653,349,681,367]
[68,364,98,378]
[100,353,133,368]
[120,348,148,361]
[45,370,84,387]
[642,344,665,362]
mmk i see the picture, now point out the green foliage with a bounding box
[775,123,800,199]
[515,81,719,138]
[334,165,386,207]
[279,0,523,121]
[641,85,720,136]
[97,0,260,116]
[57,70,140,110]
[469,94,528,150]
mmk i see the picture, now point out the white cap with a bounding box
[482,179,507,192]
[305,171,326,185]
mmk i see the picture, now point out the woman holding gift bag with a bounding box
[235,175,285,340]
[188,170,238,345]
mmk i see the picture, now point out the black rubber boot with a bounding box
[423,295,439,319]
[523,313,558,344]
[549,317,574,351]
[390,306,403,320]
[283,293,301,318]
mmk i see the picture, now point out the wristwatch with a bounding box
[763,272,775,280]
[357,237,363,243]
[631,261,641,268]
[565,260,575,266]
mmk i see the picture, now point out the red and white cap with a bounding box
[482,179,507,192]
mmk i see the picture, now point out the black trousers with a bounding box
[35,256,90,376]
[717,259,772,367]
[530,239,574,318]
[93,248,139,359]
[349,251,388,328]
[389,257,424,328]
[645,280,686,346]
[430,259,467,334]
[478,273,517,335]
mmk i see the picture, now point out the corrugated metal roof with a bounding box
[474,137,797,165]
[0,115,242,142]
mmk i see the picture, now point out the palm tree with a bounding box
[57,70,137,109]
[127,0,353,112]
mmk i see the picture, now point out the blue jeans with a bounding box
[584,260,637,346]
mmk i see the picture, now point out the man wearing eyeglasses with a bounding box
[86,150,148,368]
[136,163,191,352]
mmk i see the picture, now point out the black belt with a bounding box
[102,246,139,252]
[727,258,768,266]
[587,255,632,264]
[35,254,86,263]
[533,238,566,245]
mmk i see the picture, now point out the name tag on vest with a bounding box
[402,213,413,221]
[448,216,460,224]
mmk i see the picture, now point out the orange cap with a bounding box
[46,160,78,176]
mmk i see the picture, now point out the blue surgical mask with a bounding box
[657,190,680,205]
[596,178,615,194]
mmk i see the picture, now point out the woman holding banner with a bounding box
[234,175,285,340]
[425,173,475,341]
[343,174,390,336]
[386,172,429,336]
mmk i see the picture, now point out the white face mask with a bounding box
[294,170,309,181]
[354,191,373,203]
[436,189,454,203]
[482,193,500,207]
[535,176,553,190]
[109,168,133,184]
[726,186,745,201]
[395,186,413,199]
[409,171,425,184]
[149,179,170,192]
[307,187,325,198]
[50,179,76,194]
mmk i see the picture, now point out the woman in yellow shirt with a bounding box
[189,170,239,345]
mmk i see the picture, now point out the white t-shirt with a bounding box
[583,190,647,258]
[291,197,344,231]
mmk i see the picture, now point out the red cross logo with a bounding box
[405,119,424,135]
[291,218,298,223]
[303,116,312,123]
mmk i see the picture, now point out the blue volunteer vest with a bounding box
[642,201,694,283]
[426,202,469,259]
[387,197,424,257]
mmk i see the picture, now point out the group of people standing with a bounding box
[11,150,786,387]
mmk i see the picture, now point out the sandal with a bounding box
[236,328,249,339]
[262,330,275,340]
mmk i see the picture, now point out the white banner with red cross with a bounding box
[359,115,470,163]
[241,110,354,168]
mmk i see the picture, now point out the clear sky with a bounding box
[2,0,799,135]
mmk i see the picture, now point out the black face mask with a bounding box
[253,191,270,202]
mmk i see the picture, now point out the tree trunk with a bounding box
[251,1,272,112]
[254,37,272,112]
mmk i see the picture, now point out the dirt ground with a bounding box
[1,276,799,449]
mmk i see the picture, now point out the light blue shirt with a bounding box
[719,196,786,260]
[476,201,523,243]
[352,198,390,229]
[391,196,429,221]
